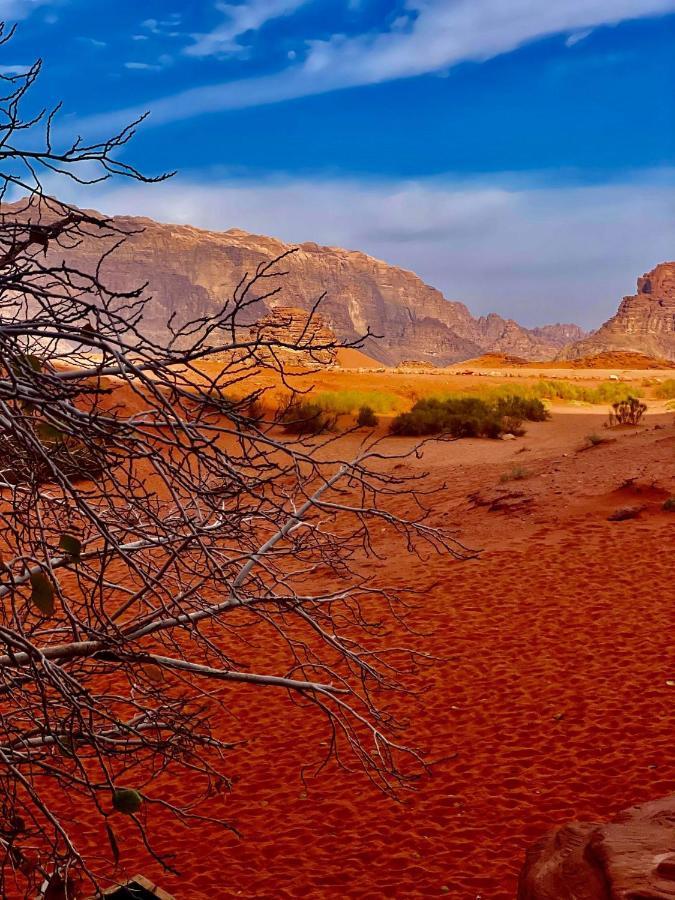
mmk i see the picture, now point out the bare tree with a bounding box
[0,24,469,899]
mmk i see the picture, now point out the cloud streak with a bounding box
[76,0,675,134]
[0,0,56,20]
[186,0,310,57]
[53,169,675,329]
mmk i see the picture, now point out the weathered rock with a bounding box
[248,306,337,368]
[561,262,675,362]
[519,793,675,899]
[10,199,584,366]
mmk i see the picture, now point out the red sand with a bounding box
[38,411,670,899]
[9,403,674,899]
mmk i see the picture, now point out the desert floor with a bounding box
[69,383,671,900]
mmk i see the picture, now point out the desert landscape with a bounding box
[1,4,675,900]
[22,352,673,899]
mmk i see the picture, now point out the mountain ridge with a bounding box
[12,199,586,364]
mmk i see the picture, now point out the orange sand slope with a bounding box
[460,351,672,370]
[334,349,673,372]
[69,408,673,900]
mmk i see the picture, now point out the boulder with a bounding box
[519,794,675,899]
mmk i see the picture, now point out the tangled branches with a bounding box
[0,23,470,899]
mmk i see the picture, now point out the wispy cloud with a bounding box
[141,14,183,38]
[0,0,57,20]
[124,54,173,73]
[50,169,675,329]
[565,29,593,47]
[0,62,29,74]
[186,0,310,57]
[78,0,675,133]
[78,36,107,49]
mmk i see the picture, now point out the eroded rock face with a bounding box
[14,200,585,365]
[519,793,675,899]
[248,306,337,368]
[560,262,675,362]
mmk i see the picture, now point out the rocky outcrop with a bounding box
[248,307,337,368]
[11,199,583,365]
[519,793,675,899]
[560,263,675,362]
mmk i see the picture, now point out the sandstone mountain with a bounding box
[17,200,585,365]
[560,262,675,363]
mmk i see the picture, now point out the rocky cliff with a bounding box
[15,200,584,365]
[248,307,337,368]
[560,263,675,362]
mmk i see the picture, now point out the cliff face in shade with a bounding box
[21,202,584,365]
[559,263,675,362]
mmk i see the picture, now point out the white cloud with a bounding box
[51,169,675,329]
[565,29,593,47]
[77,0,675,132]
[79,36,107,48]
[0,0,55,19]
[124,62,162,71]
[186,0,310,57]
[141,14,183,38]
[0,62,29,73]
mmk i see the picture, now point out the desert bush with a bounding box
[356,405,378,427]
[390,397,494,438]
[500,415,526,436]
[663,497,675,512]
[585,432,606,447]
[494,395,549,422]
[390,394,551,439]
[280,398,337,434]
[654,379,675,400]
[607,396,648,427]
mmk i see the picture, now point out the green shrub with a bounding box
[654,379,675,400]
[356,405,378,427]
[389,394,543,439]
[280,399,337,435]
[494,395,549,422]
[662,497,675,512]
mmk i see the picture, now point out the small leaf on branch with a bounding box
[105,822,121,864]
[143,663,164,683]
[55,736,75,757]
[112,787,143,815]
[58,534,82,562]
[10,353,42,375]
[29,572,55,616]
[36,422,63,445]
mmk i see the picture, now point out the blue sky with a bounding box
[4,0,675,327]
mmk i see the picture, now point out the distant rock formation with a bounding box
[11,199,586,366]
[518,793,675,899]
[560,262,675,362]
[248,307,337,368]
